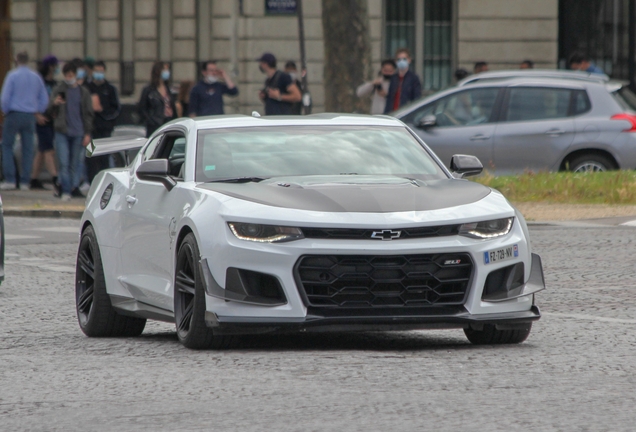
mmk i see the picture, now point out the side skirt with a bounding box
[110,294,174,323]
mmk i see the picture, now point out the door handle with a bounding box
[126,195,138,206]
[545,128,565,136]
[470,134,490,141]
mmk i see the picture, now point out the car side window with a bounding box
[505,87,572,122]
[404,88,499,128]
[155,134,187,179]
[141,135,163,162]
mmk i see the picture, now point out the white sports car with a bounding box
[76,114,544,349]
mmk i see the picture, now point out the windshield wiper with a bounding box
[208,177,268,183]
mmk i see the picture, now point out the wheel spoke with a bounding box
[176,271,196,295]
[78,285,94,313]
[177,302,194,332]
[78,250,95,279]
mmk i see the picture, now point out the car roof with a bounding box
[171,113,405,130]
[458,69,610,86]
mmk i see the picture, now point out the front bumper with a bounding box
[204,305,541,335]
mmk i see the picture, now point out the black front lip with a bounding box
[205,305,541,335]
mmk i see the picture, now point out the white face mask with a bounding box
[205,75,219,84]
[289,72,298,82]
[65,78,77,86]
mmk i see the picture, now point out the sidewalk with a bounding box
[0,187,85,218]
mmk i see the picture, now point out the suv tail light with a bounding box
[611,113,636,132]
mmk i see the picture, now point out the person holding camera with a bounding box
[189,61,238,117]
[356,59,396,115]
[47,62,94,201]
[257,53,301,116]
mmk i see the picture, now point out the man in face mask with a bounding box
[86,61,120,182]
[188,61,238,117]
[383,48,422,114]
[46,62,94,201]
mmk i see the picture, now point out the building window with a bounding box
[384,0,455,92]
[385,0,416,62]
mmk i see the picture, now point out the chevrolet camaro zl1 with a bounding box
[76,114,544,349]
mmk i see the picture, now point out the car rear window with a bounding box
[611,87,636,112]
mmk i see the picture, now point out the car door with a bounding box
[119,131,189,311]
[493,86,576,173]
[400,87,502,169]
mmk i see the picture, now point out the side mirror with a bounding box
[450,154,483,178]
[418,114,437,129]
[136,159,177,191]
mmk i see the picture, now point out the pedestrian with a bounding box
[383,48,422,113]
[83,56,95,85]
[176,80,193,117]
[70,58,87,86]
[87,60,120,183]
[520,59,534,69]
[569,52,604,74]
[474,61,489,74]
[0,51,49,190]
[189,61,238,117]
[138,62,177,137]
[284,61,304,115]
[454,68,469,82]
[357,59,396,115]
[30,55,60,192]
[47,61,94,201]
[257,53,301,115]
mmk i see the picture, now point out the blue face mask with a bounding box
[161,70,171,81]
[93,72,105,81]
[77,68,86,79]
[396,58,409,71]
[54,67,60,75]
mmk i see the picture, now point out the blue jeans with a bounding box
[54,133,84,194]
[1,112,36,185]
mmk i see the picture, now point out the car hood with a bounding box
[196,175,490,213]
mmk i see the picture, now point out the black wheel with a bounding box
[569,154,616,172]
[464,323,532,345]
[76,225,146,337]
[174,233,233,349]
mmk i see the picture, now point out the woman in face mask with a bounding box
[137,61,178,137]
[356,59,396,115]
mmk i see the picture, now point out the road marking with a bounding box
[30,227,79,233]
[545,312,636,324]
[4,234,40,240]
[620,220,636,226]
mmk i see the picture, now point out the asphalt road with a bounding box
[1,216,636,431]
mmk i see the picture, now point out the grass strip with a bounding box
[473,171,636,204]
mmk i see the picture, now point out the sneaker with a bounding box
[30,179,45,189]
[0,181,16,190]
[79,181,90,195]
[71,187,85,198]
[61,193,71,202]
[19,184,30,191]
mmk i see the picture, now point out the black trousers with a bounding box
[87,129,113,184]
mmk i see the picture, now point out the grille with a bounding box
[301,225,460,240]
[296,253,473,308]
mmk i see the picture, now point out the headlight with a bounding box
[228,222,304,243]
[459,217,514,239]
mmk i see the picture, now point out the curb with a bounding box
[3,209,83,219]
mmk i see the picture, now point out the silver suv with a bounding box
[392,73,636,173]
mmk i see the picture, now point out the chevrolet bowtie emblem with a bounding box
[370,229,402,240]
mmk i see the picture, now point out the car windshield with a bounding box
[612,86,636,112]
[195,126,447,182]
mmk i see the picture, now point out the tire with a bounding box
[76,225,146,337]
[569,154,616,173]
[464,323,532,345]
[174,233,233,349]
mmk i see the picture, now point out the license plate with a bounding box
[484,244,518,264]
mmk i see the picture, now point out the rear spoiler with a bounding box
[86,135,147,158]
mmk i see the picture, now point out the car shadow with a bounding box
[137,330,535,352]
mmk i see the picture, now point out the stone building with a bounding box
[3,0,634,116]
